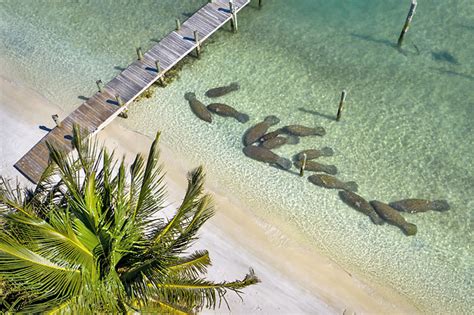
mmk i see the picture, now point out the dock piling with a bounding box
[299,153,307,177]
[115,94,124,107]
[155,60,165,85]
[229,1,238,32]
[136,47,144,61]
[194,30,201,58]
[258,0,262,9]
[51,114,62,128]
[175,18,181,31]
[118,109,129,119]
[336,90,347,122]
[96,79,103,93]
[397,0,417,48]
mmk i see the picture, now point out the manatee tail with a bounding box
[230,82,240,91]
[236,112,250,123]
[344,181,358,192]
[276,157,292,170]
[402,222,417,236]
[286,135,300,145]
[433,200,450,211]
[184,92,196,101]
[323,164,338,175]
[320,146,335,156]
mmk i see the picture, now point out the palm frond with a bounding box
[0,236,81,299]
[151,166,207,249]
[168,250,211,278]
[153,268,260,311]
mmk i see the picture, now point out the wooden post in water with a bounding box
[397,0,417,48]
[175,18,181,31]
[136,47,144,61]
[194,30,201,58]
[258,0,262,9]
[299,153,307,177]
[51,114,61,128]
[336,90,347,122]
[155,60,164,85]
[96,79,103,93]
[229,1,238,33]
[115,94,124,107]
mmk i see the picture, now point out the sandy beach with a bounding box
[0,72,422,314]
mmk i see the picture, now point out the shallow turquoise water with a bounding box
[1,0,473,313]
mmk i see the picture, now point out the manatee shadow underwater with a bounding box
[431,51,460,65]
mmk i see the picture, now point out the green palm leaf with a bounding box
[0,124,259,313]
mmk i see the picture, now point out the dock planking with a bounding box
[14,0,251,184]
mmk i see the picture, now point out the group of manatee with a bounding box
[185,83,450,236]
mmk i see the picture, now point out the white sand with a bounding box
[0,74,421,314]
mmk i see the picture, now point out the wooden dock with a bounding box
[14,0,252,184]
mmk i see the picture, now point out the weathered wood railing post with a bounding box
[229,1,238,33]
[116,94,128,118]
[96,79,103,93]
[336,90,347,122]
[397,0,417,48]
[155,60,165,85]
[258,0,262,9]
[115,94,124,107]
[175,18,181,31]
[299,153,307,177]
[194,30,201,58]
[136,47,144,61]
[51,114,62,128]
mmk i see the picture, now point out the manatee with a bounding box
[184,92,212,123]
[389,199,450,213]
[307,174,358,192]
[370,200,417,236]
[338,191,384,225]
[259,128,285,142]
[282,125,326,137]
[294,147,334,161]
[205,82,240,98]
[294,160,337,175]
[243,145,292,170]
[243,116,280,146]
[261,136,299,150]
[207,103,249,123]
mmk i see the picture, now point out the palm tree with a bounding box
[0,125,259,313]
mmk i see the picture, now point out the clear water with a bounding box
[1,0,473,313]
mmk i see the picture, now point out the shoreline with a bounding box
[0,74,421,314]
